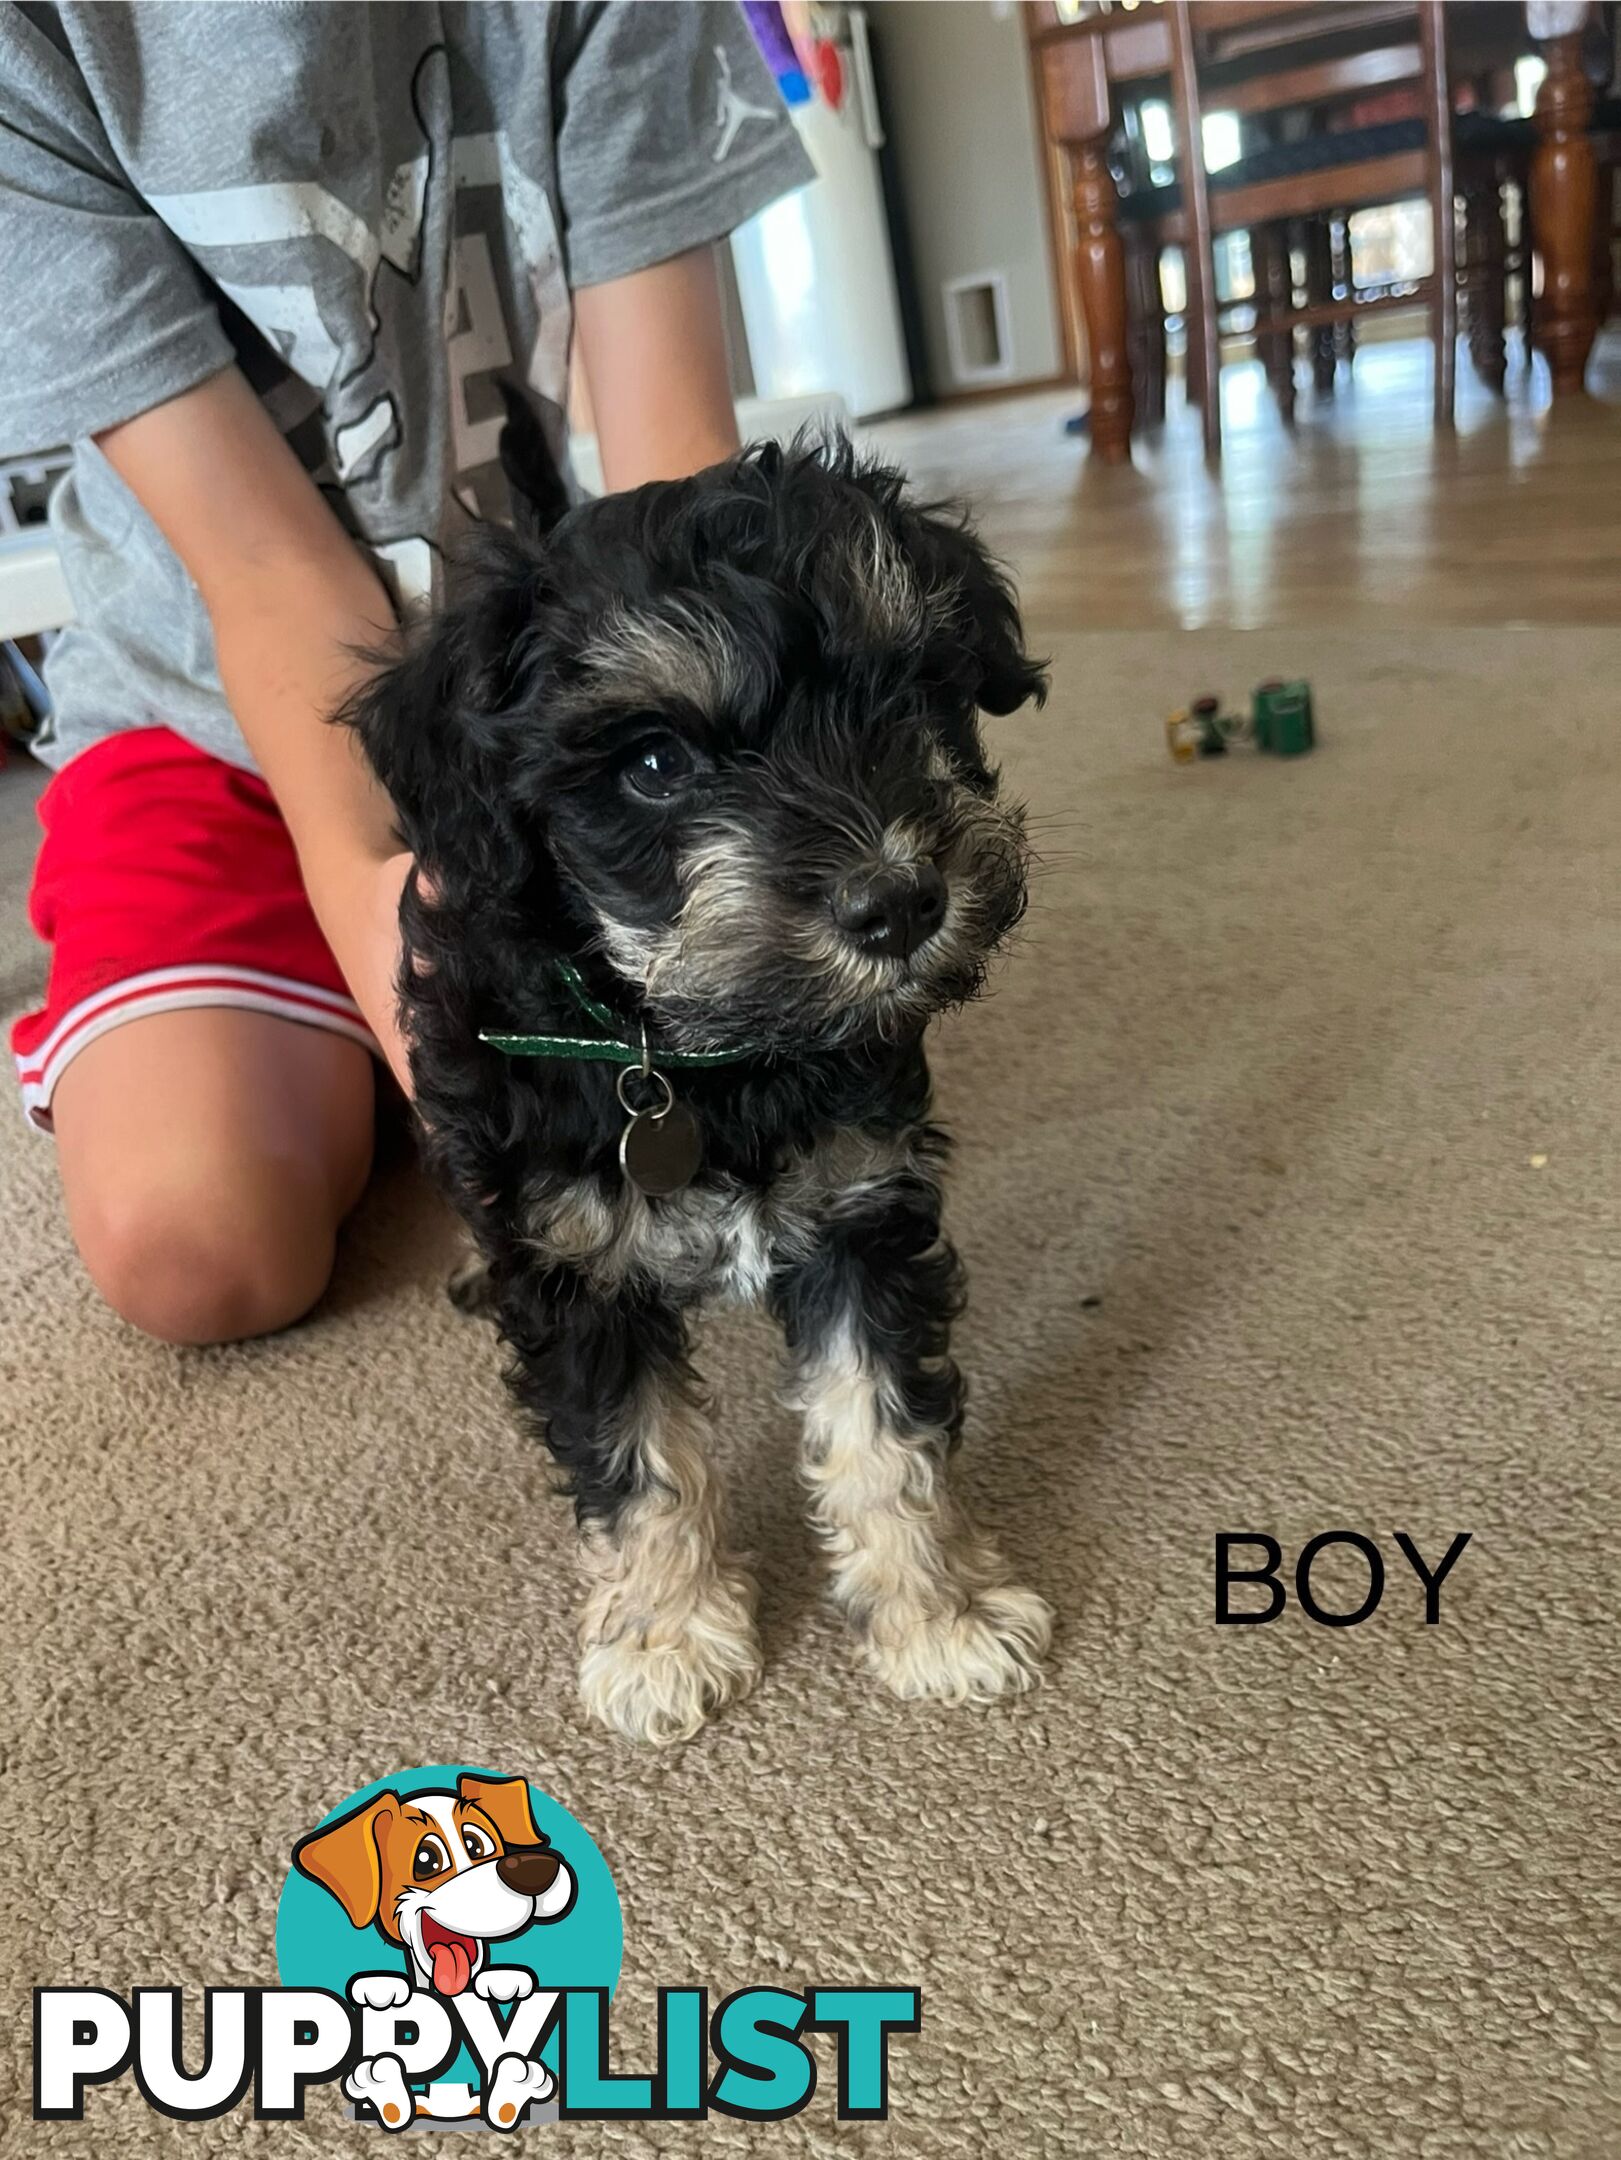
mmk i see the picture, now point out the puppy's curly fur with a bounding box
[346,431,1053,1745]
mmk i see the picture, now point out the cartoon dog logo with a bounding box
[293,1772,575,2130]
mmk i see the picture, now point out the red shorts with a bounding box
[11,727,375,1132]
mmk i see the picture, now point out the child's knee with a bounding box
[75,1175,339,1345]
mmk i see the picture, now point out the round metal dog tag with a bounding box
[620,1102,703,1197]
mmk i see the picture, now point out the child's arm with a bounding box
[95,243,747,1090]
[96,366,414,1088]
[575,245,741,488]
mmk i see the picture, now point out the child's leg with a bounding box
[52,1007,374,1345]
[12,726,382,1342]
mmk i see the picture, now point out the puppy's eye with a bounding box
[623,735,700,802]
[412,1835,450,1880]
[461,1826,494,1862]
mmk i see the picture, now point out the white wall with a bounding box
[871,0,1063,394]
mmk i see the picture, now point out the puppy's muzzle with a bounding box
[831,862,948,961]
[496,1845,563,1897]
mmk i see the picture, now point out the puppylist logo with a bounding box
[33,1765,921,2131]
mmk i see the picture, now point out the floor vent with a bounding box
[944,272,1014,385]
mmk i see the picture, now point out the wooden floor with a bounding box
[866,328,1621,632]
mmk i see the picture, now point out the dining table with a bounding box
[1027,0,1611,461]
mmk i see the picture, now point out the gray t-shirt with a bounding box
[0,0,812,771]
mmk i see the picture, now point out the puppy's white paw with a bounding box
[474,1965,536,2004]
[864,1581,1053,1705]
[579,1568,761,1746]
[348,1972,412,2012]
[484,2053,555,2130]
[345,2054,415,2131]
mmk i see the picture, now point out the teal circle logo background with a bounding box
[275,1765,622,2080]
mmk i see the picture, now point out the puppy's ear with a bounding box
[340,527,545,880]
[907,505,1048,717]
[292,1793,402,1930]
[458,1772,544,1850]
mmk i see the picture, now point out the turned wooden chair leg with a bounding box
[1304,216,1337,392]
[1147,242,1169,425]
[1332,214,1358,368]
[1067,135,1135,461]
[1463,175,1508,393]
[1124,226,1167,428]
[1531,26,1599,396]
[1254,222,1297,424]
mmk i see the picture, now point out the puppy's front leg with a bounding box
[773,1176,1051,1704]
[498,1266,760,1746]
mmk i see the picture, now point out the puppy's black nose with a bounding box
[496,1845,562,1897]
[832,864,948,960]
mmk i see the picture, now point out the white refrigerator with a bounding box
[729,8,913,421]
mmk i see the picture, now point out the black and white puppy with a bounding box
[347,433,1052,1746]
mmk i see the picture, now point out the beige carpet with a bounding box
[2,629,1617,2157]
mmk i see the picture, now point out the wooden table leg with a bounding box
[1532,27,1599,395]
[1069,136,1134,462]
[1039,37,1133,461]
